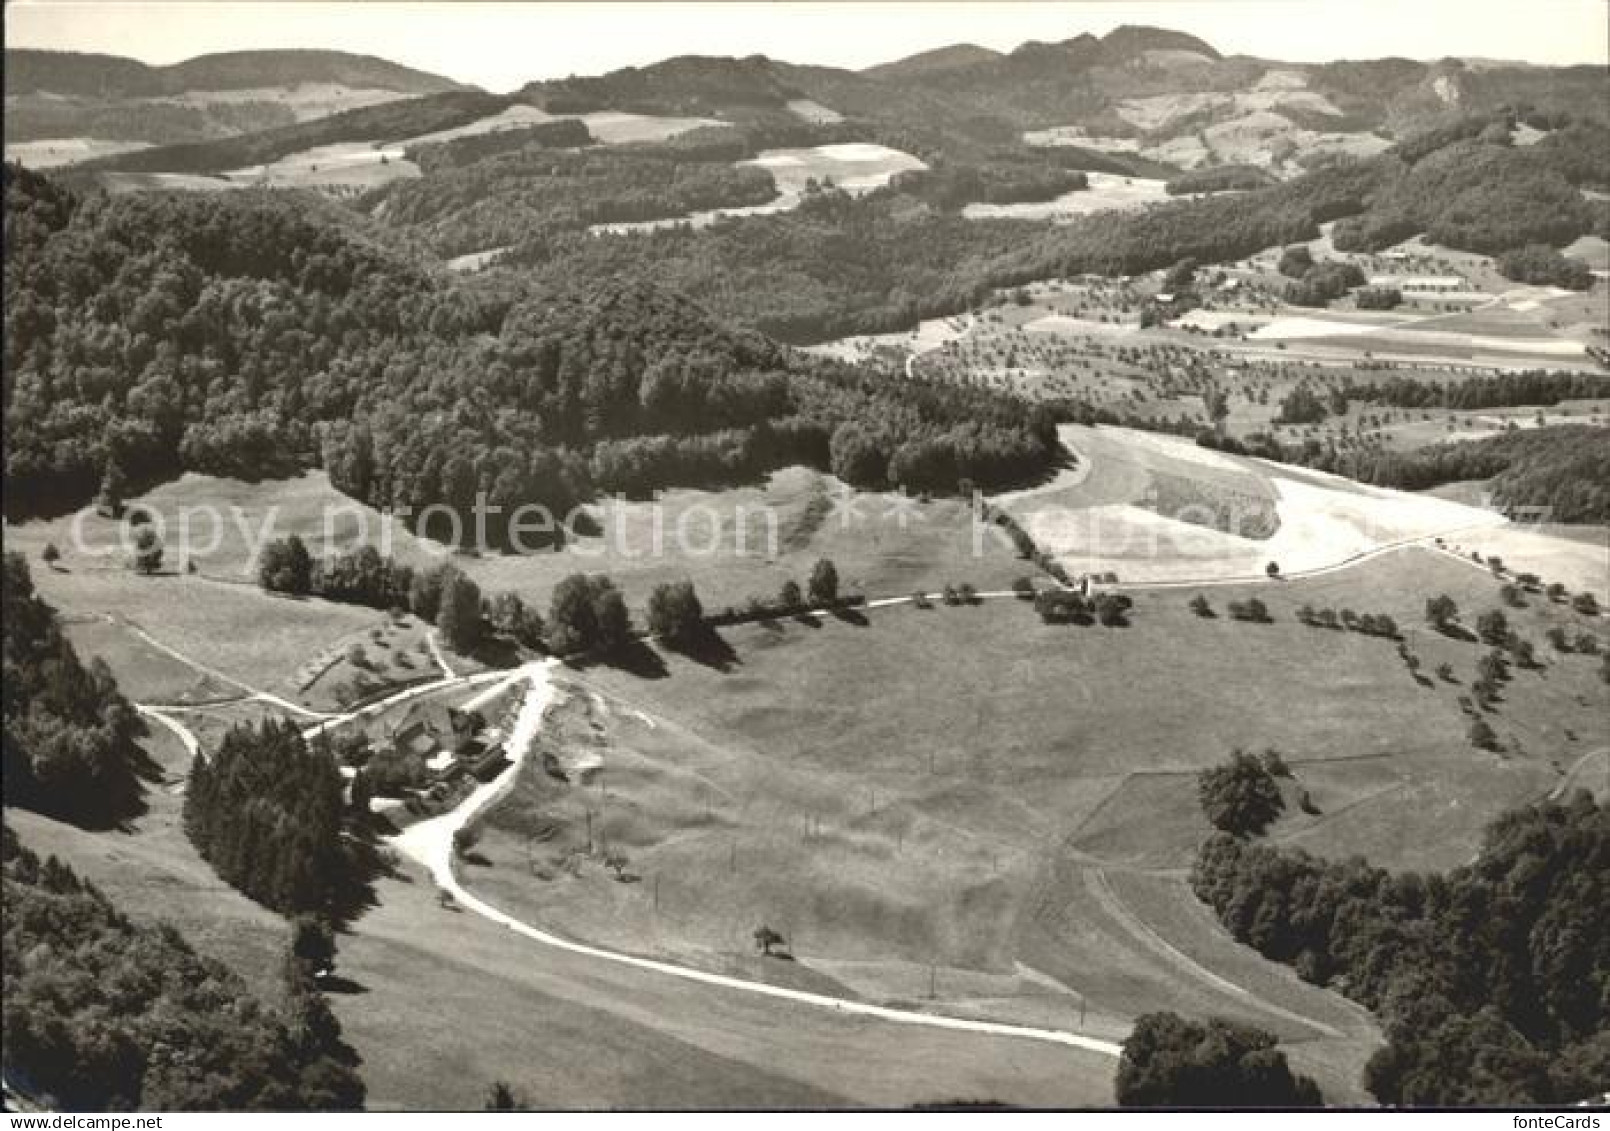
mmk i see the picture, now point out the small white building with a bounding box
[1368,275,1464,292]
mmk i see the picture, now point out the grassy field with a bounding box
[961,173,1170,222]
[8,466,1029,628]
[462,543,1602,1102]
[6,686,1120,1109]
[1002,425,1503,583]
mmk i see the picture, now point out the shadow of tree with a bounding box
[665,626,740,672]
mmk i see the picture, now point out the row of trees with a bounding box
[258,540,540,653]
[1201,425,1610,524]
[1191,791,1609,1104]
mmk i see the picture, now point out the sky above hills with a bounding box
[9,0,1608,92]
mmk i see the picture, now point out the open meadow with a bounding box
[462,543,1606,1104]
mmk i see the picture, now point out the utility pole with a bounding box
[653,874,660,913]
[929,964,937,1000]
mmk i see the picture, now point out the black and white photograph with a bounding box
[2,0,1607,1116]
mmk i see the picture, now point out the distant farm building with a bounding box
[1368,275,1464,292]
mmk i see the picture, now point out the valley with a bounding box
[3,11,1607,1116]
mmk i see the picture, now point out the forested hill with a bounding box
[2,164,1058,529]
[1194,793,1610,1105]
[3,47,469,98]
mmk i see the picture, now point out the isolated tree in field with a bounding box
[1265,561,1280,578]
[1013,576,1036,600]
[807,558,839,607]
[1162,257,1198,292]
[132,526,163,575]
[289,915,337,982]
[1228,597,1270,623]
[40,542,59,568]
[409,564,448,622]
[436,568,484,653]
[1478,649,1510,684]
[1468,718,1499,751]
[778,579,802,611]
[1277,245,1315,279]
[754,925,785,957]
[485,1082,527,1111]
[603,850,630,880]
[1117,1013,1322,1107]
[490,591,545,648]
[95,458,126,518]
[1425,595,1459,631]
[1198,749,1285,837]
[594,586,632,653]
[1436,662,1455,682]
[259,534,314,595]
[1500,583,1525,608]
[647,580,705,647]
[546,573,631,655]
[452,826,480,858]
[1189,594,1214,618]
[1572,592,1600,616]
[1094,592,1131,626]
[1477,609,1512,647]
[1545,583,1568,603]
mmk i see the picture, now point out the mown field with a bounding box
[5,662,1121,1109]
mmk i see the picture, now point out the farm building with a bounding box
[1368,275,1465,292]
[387,702,484,762]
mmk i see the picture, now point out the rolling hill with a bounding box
[3,47,473,152]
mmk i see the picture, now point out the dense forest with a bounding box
[1343,370,1610,412]
[504,156,1379,343]
[1,554,147,826]
[1333,134,1600,254]
[1206,425,1610,524]
[183,718,353,916]
[3,164,1058,535]
[2,826,364,1110]
[372,144,781,256]
[67,91,514,178]
[1164,164,1273,195]
[1191,792,1609,1104]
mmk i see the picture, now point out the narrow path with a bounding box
[427,630,457,679]
[1084,869,1347,1041]
[389,661,1124,1061]
[136,705,200,760]
[116,617,338,719]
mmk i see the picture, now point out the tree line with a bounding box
[1,554,146,826]
[4,165,1058,532]
[2,826,365,1110]
[183,718,353,916]
[1191,791,1608,1104]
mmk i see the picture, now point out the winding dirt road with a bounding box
[387,659,1126,1060]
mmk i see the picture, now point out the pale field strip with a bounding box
[590,142,928,235]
